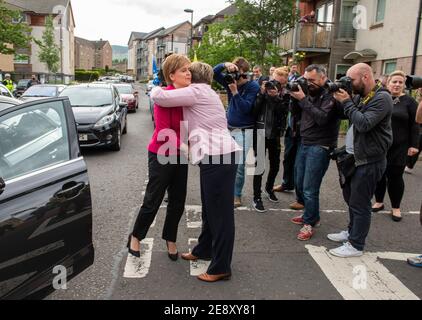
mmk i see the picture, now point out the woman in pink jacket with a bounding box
[128,54,191,261]
[151,62,241,282]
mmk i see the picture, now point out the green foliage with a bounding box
[35,15,60,73]
[0,0,32,55]
[75,70,100,82]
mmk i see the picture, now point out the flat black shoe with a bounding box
[372,205,385,213]
[392,214,403,222]
[127,235,140,258]
[166,241,178,261]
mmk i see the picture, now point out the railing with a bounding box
[279,22,334,51]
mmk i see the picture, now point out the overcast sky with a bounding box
[71,0,231,46]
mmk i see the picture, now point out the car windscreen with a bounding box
[60,87,113,107]
[115,86,133,95]
[17,80,30,87]
[23,86,57,97]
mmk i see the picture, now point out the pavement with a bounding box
[49,83,422,301]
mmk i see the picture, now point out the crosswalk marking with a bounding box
[123,238,154,279]
[188,239,210,276]
[306,245,420,300]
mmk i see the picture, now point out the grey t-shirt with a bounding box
[346,125,354,154]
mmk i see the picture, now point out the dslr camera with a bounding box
[405,75,422,90]
[286,76,309,95]
[264,79,281,92]
[223,71,247,84]
[326,76,353,96]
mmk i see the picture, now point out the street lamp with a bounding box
[184,8,194,54]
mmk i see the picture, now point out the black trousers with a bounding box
[192,153,238,275]
[343,159,386,251]
[132,152,188,242]
[282,128,300,190]
[253,136,281,199]
[407,134,422,169]
[375,165,406,209]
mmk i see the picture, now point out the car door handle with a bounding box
[55,182,85,199]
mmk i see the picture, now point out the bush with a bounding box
[75,70,100,82]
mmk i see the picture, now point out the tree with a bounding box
[226,0,298,68]
[0,0,32,55]
[35,15,60,73]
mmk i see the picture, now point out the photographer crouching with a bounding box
[288,65,342,241]
[214,58,260,207]
[328,63,393,258]
[251,68,290,212]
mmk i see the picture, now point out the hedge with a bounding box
[75,70,100,82]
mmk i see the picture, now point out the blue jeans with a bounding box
[231,129,253,197]
[294,144,331,226]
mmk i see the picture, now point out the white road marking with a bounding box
[123,238,154,279]
[188,238,210,276]
[306,245,420,300]
[186,205,202,229]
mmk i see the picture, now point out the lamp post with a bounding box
[184,8,194,55]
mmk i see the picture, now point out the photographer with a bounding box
[328,63,393,258]
[288,65,342,241]
[251,68,290,212]
[214,58,260,207]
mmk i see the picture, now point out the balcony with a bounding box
[279,22,333,53]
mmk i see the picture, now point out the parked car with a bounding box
[0,97,94,299]
[13,79,31,98]
[114,84,138,112]
[0,95,21,109]
[146,80,155,93]
[59,83,128,151]
[19,85,66,102]
[0,84,14,98]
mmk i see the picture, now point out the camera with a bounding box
[286,77,309,95]
[405,75,422,90]
[223,71,247,84]
[264,79,281,91]
[326,76,353,96]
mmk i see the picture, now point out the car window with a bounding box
[115,86,133,95]
[0,86,12,98]
[0,101,70,181]
[60,87,113,107]
[23,86,57,97]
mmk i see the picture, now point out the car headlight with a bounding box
[94,114,115,128]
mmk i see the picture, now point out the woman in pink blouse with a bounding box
[128,54,191,261]
[151,62,241,282]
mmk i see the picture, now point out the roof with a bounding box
[144,27,166,40]
[75,37,95,49]
[194,15,214,28]
[215,4,237,17]
[5,0,70,14]
[160,21,191,36]
[128,32,149,44]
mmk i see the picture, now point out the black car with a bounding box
[59,83,128,151]
[0,97,94,299]
[13,79,31,98]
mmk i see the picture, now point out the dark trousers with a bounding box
[253,137,281,199]
[192,153,238,275]
[375,165,406,209]
[343,159,386,251]
[282,128,300,190]
[407,134,422,169]
[132,152,188,242]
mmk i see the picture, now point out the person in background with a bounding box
[372,71,419,222]
[269,67,276,80]
[405,89,422,174]
[288,64,301,82]
[27,74,40,89]
[407,101,422,268]
[252,65,265,84]
[2,74,14,93]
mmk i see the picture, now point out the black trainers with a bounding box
[264,189,279,203]
[253,198,266,213]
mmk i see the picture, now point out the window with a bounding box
[383,60,397,75]
[0,101,70,181]
[339,0,358,39]
[317,2,334,23]
[375,0,386,23]
[335,64,352,80]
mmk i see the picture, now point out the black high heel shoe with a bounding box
[127,235,140,258]
[166,241,178,261]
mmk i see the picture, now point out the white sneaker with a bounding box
[329,242,363,258]
[327,230,349,243]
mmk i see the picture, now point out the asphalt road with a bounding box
[49,84,422,301]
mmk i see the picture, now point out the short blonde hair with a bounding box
[189,62,214,85]
[387,70,406,84]
[162,54,191,85]
[274,67,289,79]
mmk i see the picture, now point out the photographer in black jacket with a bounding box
[328,63,393,258]
[252,68,290,212]
[288,64,342,241]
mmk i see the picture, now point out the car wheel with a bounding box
[123,117,127,135]
[110,127,121,151]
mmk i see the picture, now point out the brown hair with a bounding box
[387,70,406,84]
[232,57,250,73]
[274,67,289,77]
[162,54,191,85]
[190,62,214,85]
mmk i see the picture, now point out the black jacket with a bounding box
[292,89,341,148]
[253,90,289,139]
[342,87,393,167]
